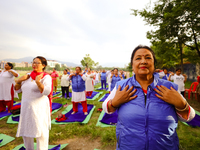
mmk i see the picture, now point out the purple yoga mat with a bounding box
[56,104,94,122]
[97,88,108,91]
[19,144,61,150]
[11,103,63,122]
[53,92,60,96]
[0,139,3,143]
[100,111,118,125]
[86,91,99,99]
[99,93,110,102]
[0,103,21,119]
[186,114,200,127]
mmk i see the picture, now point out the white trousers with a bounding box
[22,131,49,150]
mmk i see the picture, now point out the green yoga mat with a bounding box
[181,109,200,126]
[0,134,15,148]
[51,104,95,125]
[13,143,68,150]
[96,110,116,127]
[7,106,62,124]
[87,92,103,101]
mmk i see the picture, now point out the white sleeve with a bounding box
[102,86,117,114]
[41,75,52,96]
[158,71,165,78]
[12,69,19,77]
[176,94,195,122]
[81,75,87,81]
[170,75,174,81]
[66,76,71,81]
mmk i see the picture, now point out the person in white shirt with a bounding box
[0,62,19,112]
[60,69,70,99]
[168,68,187,96]
[15,56,52,150]
[85,68,95,97]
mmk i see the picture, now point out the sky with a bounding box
[0,0,156,67]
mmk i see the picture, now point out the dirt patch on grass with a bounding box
[56,137,115,150]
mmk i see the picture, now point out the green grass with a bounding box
[1,79,200,150]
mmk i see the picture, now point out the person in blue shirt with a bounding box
[103,45,195,150]
[101,69,107,89]
[110,68,123,92]
[162,68,170,80]
[120,70,126,79]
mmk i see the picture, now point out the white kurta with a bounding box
[60,74,70,87]
[0,69,19,100]
[16,75,52,138]
[85,73,94,91]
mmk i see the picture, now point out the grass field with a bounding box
[1,72,200,150]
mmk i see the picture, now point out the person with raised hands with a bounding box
[102,45,195,150]
[15,56,52,150]
[67,67,88,115]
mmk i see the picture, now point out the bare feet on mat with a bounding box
[71,111,77,114]
[84,112,88,115]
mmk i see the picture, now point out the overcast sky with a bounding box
[0,0,156,67]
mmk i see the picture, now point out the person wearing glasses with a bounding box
[15,56,52,150]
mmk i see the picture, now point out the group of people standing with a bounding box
[0,45,197,150]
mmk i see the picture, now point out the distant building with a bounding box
[15,62,32,68]
[0,61,7,69]
[47,60,61,68]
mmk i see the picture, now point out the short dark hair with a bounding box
[33,56,47,71]
[113,68,118,71]
[176,68,181,72]
[130,45,157,67]
[76,66,82,71]
[163,68,168,71]
[7,62,13,69]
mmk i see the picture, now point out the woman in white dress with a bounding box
[0,62,19,112]
[85,68,95,97]
[15,56,52,150]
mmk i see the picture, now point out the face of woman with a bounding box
[75,68,80,74]
[88,68,91,72]
[132,48,155,76]
[176,70,181,75]
[114,69,118,75]
[53,68,55,72]
[32,58,45,72]
[63,70,67,74]
[4,63,11,70]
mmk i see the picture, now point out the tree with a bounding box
[132,0,200,72]
[55,64,61,71]
[81,54,99,68]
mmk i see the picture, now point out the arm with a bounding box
[183,74,187,83]
[15,74,30,90]
[158,71,165,78]
[8,70,19,77]
[168,73,174,81]
[81,74,87,81]
[40,75,52,96]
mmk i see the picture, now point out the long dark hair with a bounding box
[33,56,47,71]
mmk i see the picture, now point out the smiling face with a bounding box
[75,67,81,74]
[32,58,45,72]
[132,48,155,76]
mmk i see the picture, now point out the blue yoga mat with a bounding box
[11,103,63,122]
[56,104,94,123]
[100,111,118,125]
[0,103,21,119]
[0,139,3,143]
[99,93,110,102]
[96,88,108,91]
[186,114,200,127]
[86,91,99,99]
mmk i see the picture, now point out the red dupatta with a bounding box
[30,71,53,113]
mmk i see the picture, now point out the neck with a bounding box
[135,74,154,90]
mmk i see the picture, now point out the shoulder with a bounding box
[43,74,52,80]
[116,77,133,88]
[158,78,178,90]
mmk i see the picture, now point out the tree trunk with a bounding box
[179,40,184,73]
[192,28,200,57]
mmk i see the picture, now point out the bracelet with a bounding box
[110,100,118,109]
[175,102,189,111]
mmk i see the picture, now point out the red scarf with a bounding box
[30,71,53,113]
